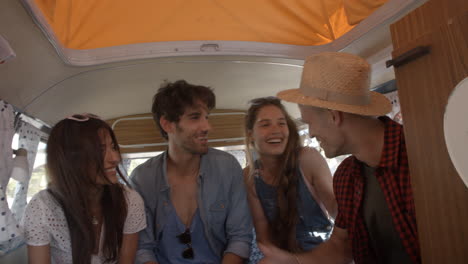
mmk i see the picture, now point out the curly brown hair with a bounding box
[151,80,215,139]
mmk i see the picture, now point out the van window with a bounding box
[6,141,47,205]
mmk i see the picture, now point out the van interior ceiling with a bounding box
[1,0,426,126]
[0,0,431,262]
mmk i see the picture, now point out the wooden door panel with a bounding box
[391,3,468,263]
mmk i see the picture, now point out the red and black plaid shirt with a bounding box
[334,116,420,264]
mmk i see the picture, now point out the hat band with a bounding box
[301,85,370,106]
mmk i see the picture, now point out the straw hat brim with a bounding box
[277,88,392,116]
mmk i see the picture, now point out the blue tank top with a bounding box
[254,162,333,251]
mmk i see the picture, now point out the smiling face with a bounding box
[250,105,290,157]
[169,101,212,155]
[299,105,345,158]
[96,129,121,184]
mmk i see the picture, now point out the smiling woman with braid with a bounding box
[21,114,146,264]
[244,97,337,260]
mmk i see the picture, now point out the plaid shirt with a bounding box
[334,116,420,264]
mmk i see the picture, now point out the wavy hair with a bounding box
[245,97,302,252]
[46,116,128,264]
[151,80,215,139]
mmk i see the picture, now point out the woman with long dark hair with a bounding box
[244,97,337,258]
[21,114,146,264]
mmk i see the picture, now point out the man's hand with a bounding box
[258,243,296,264]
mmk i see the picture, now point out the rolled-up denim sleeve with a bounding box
[224,158,253,259]
[129,168,158,264]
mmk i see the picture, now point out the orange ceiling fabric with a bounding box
[34,0,388,50]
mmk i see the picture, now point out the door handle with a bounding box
[386,46,431,68]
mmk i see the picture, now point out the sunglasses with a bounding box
[66,113,101,122]
[249,96,281,106]
[176,228,194,259]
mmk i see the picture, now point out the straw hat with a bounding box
[277,52,391,116]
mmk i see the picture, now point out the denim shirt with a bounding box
[254,165,333,251]
[130,148,252,264]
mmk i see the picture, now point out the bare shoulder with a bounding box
[300,146,322,157]
[299,147,325,169]
[299,147,331,182]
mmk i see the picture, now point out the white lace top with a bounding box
[21,186,147,264]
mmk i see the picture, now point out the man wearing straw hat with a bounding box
[259,52,420,264]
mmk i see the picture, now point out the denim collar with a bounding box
[160,150,208,192]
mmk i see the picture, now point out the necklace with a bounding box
[92,215,99,225]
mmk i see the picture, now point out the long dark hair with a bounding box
[245,97,302,252]
[46,115,128,264]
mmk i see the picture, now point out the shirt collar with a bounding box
[377,116,403,169]
[199,150,208,179]
[161,151,170,191]
[161,149,208,190]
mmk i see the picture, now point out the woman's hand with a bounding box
[258,243,297,264]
